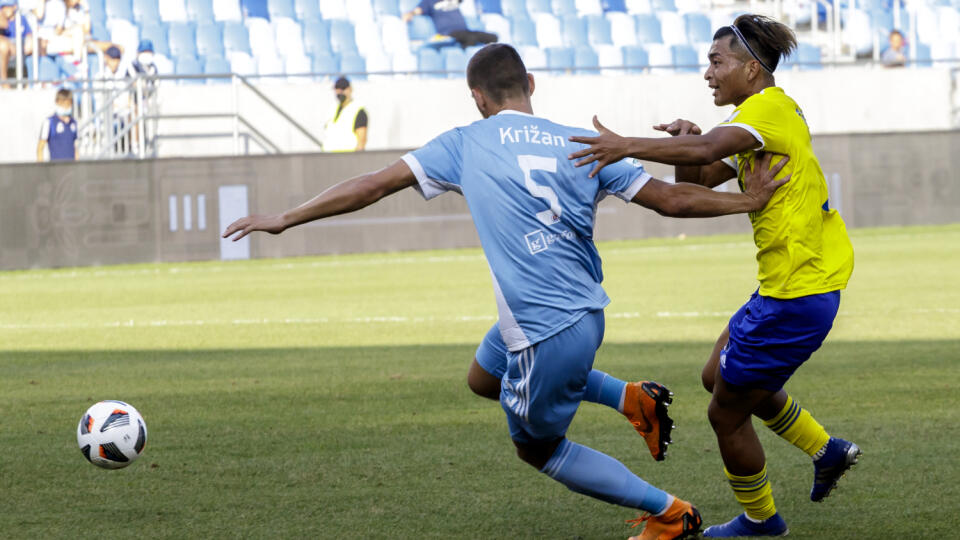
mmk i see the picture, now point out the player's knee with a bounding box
[467,359,501,401]
[701,364,715,393]
[513,438,563,470]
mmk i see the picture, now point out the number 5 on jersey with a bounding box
[518,155,563,227]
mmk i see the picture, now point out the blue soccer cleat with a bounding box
[702,512,788,537]
[811,437,861,502]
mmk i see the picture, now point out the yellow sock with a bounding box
[763,395,831,458]
[725,466,777,521]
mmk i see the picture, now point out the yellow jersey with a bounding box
[719,87,854,299]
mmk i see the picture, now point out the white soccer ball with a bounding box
[76,400,148,469]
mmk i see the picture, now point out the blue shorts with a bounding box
[500,311,605,444]
[475,323,509,379]
[721,290,841,391]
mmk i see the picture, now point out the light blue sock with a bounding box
[584,370,626,412]
[541,439,670,513]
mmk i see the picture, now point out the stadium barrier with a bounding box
[1,129,958,271]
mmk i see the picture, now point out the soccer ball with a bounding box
[77,400,148,469]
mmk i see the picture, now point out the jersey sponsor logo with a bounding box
[499,124,566,147]
[524,228,576,255]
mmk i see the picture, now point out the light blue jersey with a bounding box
[402,110,650,352]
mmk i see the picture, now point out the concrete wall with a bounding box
[1,130,957,271]
[2,66,957,163]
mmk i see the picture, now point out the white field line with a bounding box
[1,308,957,331]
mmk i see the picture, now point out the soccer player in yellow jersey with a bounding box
[567,14,860,538]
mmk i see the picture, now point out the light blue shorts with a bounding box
[475,323,509,379]
[500,310,605,444]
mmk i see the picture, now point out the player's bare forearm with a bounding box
[676,160,737,188]
[222,160,416,241]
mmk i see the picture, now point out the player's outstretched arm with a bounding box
[568,116,758,177]
[632,152,789,218]
[222,160,417,241]
[654,119,737,188]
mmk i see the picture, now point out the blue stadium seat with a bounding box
[105,0,133,20]
[303,19,333,55]
[408,15,436,41]
[796,42,822,69]
[552,0,577,16]
[203,55,231,77]
[222,21,251,54]
[651,0,676,11]
[294,0,321,20]
[562,15,589,47]
[443,46,467,78]
[512,17,538,46]
[635,14,662,43]
[374,0,400,17]
[187,0,216,23]
[91,18,110,42]
[465,44,484,59]
[586,14,612,45]
[671,44,698,72]
[267,0,295,19]
[196,23,225,57]
[546,46,575,71]
[241,0,270,20]
[175,54,204,83]
[312,53,340,75]
[168,22,198,58]
[574,45,599,74]
[476,0,503,14]
[340,53,367,80]
[602,0,627,11]
[89,0,106,24]
[684,12,711,44]
[528,0,552,13]
[329,19,358,54]
[621,44,648,73]
[418,47,444,78]
[132,0,160,24]
[139,23,171,56]
[501,0,528,18]
[399,0,420,13]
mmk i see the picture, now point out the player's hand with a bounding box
[653,119,701,137]
[222,214,287,241]
[743,152,790,211]
[568,115,633,178]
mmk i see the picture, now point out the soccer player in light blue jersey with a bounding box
[223,44,788,540]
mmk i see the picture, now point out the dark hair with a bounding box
[334,76,350,90]
[713,14,797,73]
[889,29,903,38]
[55,88,72,101]
[466,43,529,104]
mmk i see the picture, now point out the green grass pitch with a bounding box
[1,224,958,539]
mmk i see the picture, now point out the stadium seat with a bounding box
[480,14,511,43]
[347,0,375,25]
[91,18,110,41]
[644,42,672,72]
[241,0,270,20]
[319,0,348,20]
[575,0,604,15]
[107,18,139,56]
[602,0,627,12]
[196,23,225,58]
[329,19,359,54]
[634,14,662,43]
[340,53,367,79]
[546,46,575,72]
[246,18,277,57]
[268,0,295,19]
[212,0,243,21]
[552,0,577,17]
[476,0,503,14]
[624,0,650,14]
[460,0,478,17]
[223,21,252,54]
[105,0,133,21]
[283,53,312,78]
[257,54,285,76]
[174,54,203,83]
[594,43,622,74]
[89,0,107,24]
[671,43,698,72]
[160,0,190,22]
[303,19,332,55]
[464,15,483,31]
[312,53,340,75]
[133,0,161,24]
[795,42,822,70]
[651,0,676,12]
[353,19,383,58]
[140,24,172,57]
[621,44,648,72]
[574,45,599,73]
[186,0,216,22]
[418,47,444,78]
[392,49,418,75]
[294,0,321,20]
[374,0,400,17]
[658,11,686,46]
[512,17,538,46]
[203,55,231,78]
[562,15,589,47]
[398,0,420,13]
[168,22,198,58]
[518,45,547,70]
[464,44,484,59]
[443,46,468,78]
[380,16,410,54]
[607,12,636,46]
[528,0,552,14]
[534,13,563,48]
[684,12,711,45]
[501,0,528,18]
[408,15,436,41]
[228,50,257,74]
[586,14,612,45]
[274,18,306,57]
[365,50,392,78]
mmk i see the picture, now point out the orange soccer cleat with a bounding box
[622,381,675,461]
[627,497,703,540]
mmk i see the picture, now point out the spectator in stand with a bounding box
[0,0,35,87]
[37,87,78,161]
[881,29,907,67]
[127,39,157,79]
[403,0,497,48]
[322,76,368,153]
